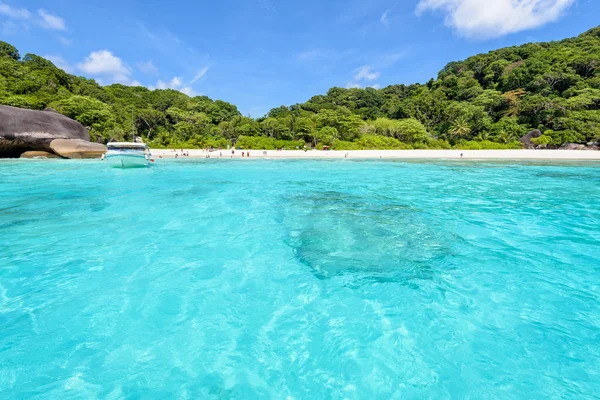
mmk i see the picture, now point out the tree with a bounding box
[50,95,117,137]
[295,117,316,144]
[315,126,338,146]
[448,116,472,139]
[261,117,280,138]
[0,41,19,60]
[136,108,166,139]
[369,118,427,142]
[489,117,529,143]
[396,119,428,142]
[1,26,600,150]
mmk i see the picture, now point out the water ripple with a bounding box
[1,159,599,398]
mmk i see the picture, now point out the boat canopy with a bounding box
[107,142,149,149]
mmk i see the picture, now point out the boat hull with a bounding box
[105,154,150,168]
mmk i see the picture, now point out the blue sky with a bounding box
[2,0,598,116]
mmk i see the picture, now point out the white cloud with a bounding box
[416,0,575,39]
[57,36,72,46]
[37,9,66,31]
[137,60,159,75]
[379,51,408,67]
[166,31,181,44]
[78,50,132,84]
[2,20,27,35]
[0,2,30,19]
[0,4,68,33]
[258,0,273,11]
[179,87,196,96]
[297,49,324,62]
[190,67,209,84]
[354,65,380,81]
[151,76,197,96]
[44,55,73,73]
[380,9,390,26]
[346,82,381,90]
[170,77,182,88]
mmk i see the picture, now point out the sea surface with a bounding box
[1,159,599,399]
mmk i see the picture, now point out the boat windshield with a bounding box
[107,143,149,152]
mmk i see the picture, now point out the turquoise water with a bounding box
[1,159,600,399]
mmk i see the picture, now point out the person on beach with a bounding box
[242,151,245,157]
[460,153,464,158]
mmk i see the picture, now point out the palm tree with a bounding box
[474,130,491,142]
[496,130,517,144]
[449,116,471,139]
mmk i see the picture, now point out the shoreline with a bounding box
[150,149,600,160]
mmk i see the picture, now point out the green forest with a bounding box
[1,26,600,150]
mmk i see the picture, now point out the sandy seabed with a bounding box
[151,149,600,160]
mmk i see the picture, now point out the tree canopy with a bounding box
[1,26,599,149]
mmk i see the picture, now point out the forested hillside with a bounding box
[1,26,600,149]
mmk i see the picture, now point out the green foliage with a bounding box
[0,41,19,60]
[316,126,339,146]
[50,96,118,137]
[542,129,586,146]
[454,140,523,150]
[332,135,415,150]
[1,26,600,148]
[368,118,428,142]
[489,117,530,143]
[531,135,551,146]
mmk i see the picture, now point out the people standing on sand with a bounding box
[242,151,245,157]
[460,153,464,158]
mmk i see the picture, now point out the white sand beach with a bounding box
[151,149,600,160]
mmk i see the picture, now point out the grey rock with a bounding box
[519,129,542,149]
[0,105,89,157]
[559,143,587,150]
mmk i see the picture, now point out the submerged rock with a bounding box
[279,190,454,284]
[0,105,89,158]
[20,151,61,159]
[50,139,106,159]
[519,129,542,149]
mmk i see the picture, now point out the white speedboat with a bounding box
[102,142,153,168]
